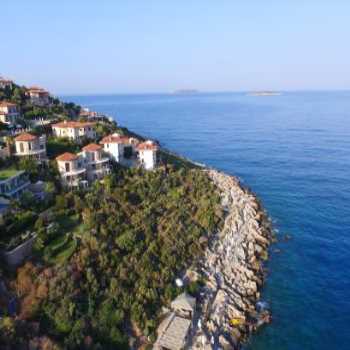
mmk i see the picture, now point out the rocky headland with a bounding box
[189,169,273,349]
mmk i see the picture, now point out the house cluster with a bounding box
[0,83,51,127]
[0,77,161,200]
[154,292,197,350]
[55,131,159,188]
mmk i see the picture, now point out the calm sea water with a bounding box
[64,92,350,350]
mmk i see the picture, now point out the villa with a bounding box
[0,78,13,89]
[52,120,96,142]
[82,143,110,181]
[14,132,47,162]
[26,86,50,106]
[56,144,111,187]
[137,140,159,170]
[0,169,31,199]
[0,102,19,125]
[56,152,87,188]
[100,133,139,164]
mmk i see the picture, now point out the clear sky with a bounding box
[2,0,350,94]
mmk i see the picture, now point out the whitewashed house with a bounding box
[82,143,110,181]
[0,78,13,89]
[137,140,159,170]
[14,132,47,162]
[56,152,87,188]
[26,86,50,106]
[100,133,139,164]
[52,121,96,142]
[0,101,19,125]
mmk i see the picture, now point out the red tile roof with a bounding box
[82,143,102,152]
[52,121,95,129]
[15,133,38,142]
[100,134,135,145]
[56,152,79,161]
[137,141,159,151]
[27,86,48,93]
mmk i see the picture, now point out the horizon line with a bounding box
[57,88,350,97]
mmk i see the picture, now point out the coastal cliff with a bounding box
[190,169,273,349]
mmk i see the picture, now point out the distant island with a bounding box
[248,91,282,96]
[173,89,199,95]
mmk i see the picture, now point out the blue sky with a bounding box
[2,0,350,94]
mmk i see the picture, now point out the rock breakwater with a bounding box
[191,169,273,349]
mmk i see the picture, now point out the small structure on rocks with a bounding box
[154,293,196,350]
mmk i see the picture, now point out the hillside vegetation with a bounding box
[2,166,223,349]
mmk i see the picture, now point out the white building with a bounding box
[26,86,50,106]
[56,145,111,187]
[14,132,47,162]
[52,120,96,142]
[56,152,87,188]
[100,133,139,164]
[137,140,159,170]
[0,101,19,125]
[82,143,110,181]
[0,78,13,89]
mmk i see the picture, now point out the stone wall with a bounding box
[2,235,36,268]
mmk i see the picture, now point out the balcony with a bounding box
[15,148,46,156]
[62,168,86,177]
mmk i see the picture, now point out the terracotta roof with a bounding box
[56,152,79,161]
[137,140,159,151]
[27,86,48,93]
[15,133,38,142]
[100,134,134,145]
[52,121,95,129]
[82,143,102,152]
[0,101,17,107]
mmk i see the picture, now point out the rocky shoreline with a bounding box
[190,169,273,349]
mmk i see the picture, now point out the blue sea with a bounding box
[64,92,350,350]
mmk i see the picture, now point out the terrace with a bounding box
[0,169,31,199]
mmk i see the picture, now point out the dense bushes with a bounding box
[12,166,223,348]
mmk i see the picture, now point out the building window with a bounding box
[65,162,70,172]
[28,142,32,151]
[20,143,24,153]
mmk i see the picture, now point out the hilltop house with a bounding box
[0,102,19,125]
[14,132,47,162]
[26,86,50,106]
[0,78,13,89]
[137,140,159,170]
[82,143,110,181]
[0,169,30,199]
[56,152,87,188]
[100,133,139,164]
[52,121,96,142]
